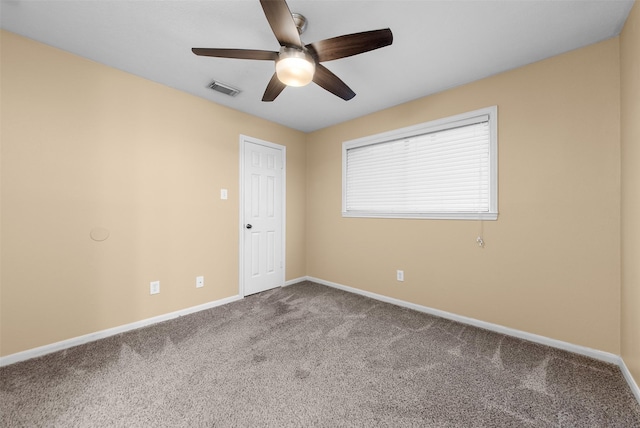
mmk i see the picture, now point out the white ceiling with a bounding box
[1,0,634,132]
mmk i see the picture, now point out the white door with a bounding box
[240,137,285,296]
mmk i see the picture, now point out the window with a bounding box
[342,106,498,220]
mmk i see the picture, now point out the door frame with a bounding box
[238,135,286,297]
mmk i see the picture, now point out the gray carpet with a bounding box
[1,281,639,427]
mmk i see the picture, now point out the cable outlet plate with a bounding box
[150,280,160,295]
[196,276,204,288]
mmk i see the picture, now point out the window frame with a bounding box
[342,106,498,220]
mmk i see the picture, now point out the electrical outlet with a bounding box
[150,280,160,295]
[220,189,228,200]
[196,276,204,288]
[397,270,404,282]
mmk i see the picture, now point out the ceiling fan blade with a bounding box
[192,48,278,61]
[262,73,287,102]
[306,28,393,62]
[313,64,356,101]
[260,0,302,48]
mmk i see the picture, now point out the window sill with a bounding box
[342,211,499,220]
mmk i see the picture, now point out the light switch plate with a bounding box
[150,280,160,295]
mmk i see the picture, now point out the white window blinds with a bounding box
[342,107,497,220]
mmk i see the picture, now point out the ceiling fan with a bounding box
[192,0,393,102]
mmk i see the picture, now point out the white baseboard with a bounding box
[620,357,640,404]
[308,276,620,364]
[303,276,640,403]
[0,294,243,367]
[2,278,305,367]
[284,276,308,286]
[4,276,639,406]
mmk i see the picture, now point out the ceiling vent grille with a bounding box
[208,80,241,97]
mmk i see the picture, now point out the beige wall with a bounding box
[0,20,633,366]
[621,2,640,386]
[306,38,622,354]
[0,31,306,357]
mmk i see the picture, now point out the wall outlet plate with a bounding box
[397,270,404,282]
[196,276,204,288]
[150,280,160,295]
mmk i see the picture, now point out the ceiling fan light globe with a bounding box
[276,48,315,87]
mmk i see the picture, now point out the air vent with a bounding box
[208,80,241,97]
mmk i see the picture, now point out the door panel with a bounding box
[242,139,284,296]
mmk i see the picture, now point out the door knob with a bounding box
[246,224,252,229]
